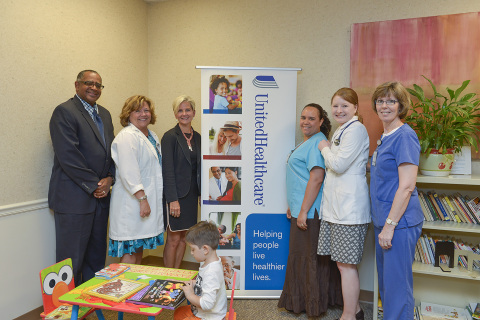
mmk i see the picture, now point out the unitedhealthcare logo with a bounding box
[252,76,278,88]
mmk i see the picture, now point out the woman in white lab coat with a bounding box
[108,95,164,264]
[317,88,370,320]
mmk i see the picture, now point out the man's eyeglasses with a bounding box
[375,99,398,106]
[80,81,104,90]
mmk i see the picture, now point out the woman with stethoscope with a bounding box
[317,88,370,320]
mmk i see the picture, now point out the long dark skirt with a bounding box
[278,211,343,317]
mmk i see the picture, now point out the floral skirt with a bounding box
[108,233,164,257]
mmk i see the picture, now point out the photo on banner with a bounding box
[208,212,241,250]
[204,75,243,114]
[204,166,241,205]
[205,120,242,160]
[220,255,241,290]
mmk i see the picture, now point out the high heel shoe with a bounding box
[356,309,364,320]
[335,309,364,320]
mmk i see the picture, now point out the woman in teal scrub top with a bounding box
[370,82,423,320]
[278,103,341,317]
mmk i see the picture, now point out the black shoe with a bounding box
[356,309,364,320]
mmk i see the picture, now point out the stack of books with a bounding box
[95,264,130,279]
[126,279,186,310]
[418,191,480,224]
[414,234,480,270]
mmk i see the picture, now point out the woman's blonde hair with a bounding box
[172,95,196,114]
[119,95,156,127]
[213,128,227,154]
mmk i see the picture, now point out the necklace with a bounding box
[182,128,193,151]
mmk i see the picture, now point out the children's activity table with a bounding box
[59,264,197,320]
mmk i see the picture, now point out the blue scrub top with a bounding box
[370,124,424,228]
[286,131,326,219]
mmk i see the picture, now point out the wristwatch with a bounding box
[385,218,398,226]
[138,195,148,202]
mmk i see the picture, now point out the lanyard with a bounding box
[333,120,359,146]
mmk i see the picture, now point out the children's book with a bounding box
[126,279,186,310]
[87,278,147,302]
[421,301,469,320]
[95,263,130,279]
[45,305,91,320]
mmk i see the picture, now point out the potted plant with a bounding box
[405,75,480,176]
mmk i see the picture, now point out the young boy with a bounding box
[174,221,227,320]
[210,77,239,113]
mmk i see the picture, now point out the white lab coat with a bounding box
[320,117,371,224]
[209,174,228,200]
[109,124,164,240]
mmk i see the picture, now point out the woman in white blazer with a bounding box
[317,88,370,320]
[108,95,164,264]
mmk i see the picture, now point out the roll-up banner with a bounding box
[197,66,300,298]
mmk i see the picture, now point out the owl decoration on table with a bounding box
[39,258,75,315]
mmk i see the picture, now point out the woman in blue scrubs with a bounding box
[278,103,342,316]
[370,82,423,320]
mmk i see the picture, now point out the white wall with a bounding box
[2,0,480,317]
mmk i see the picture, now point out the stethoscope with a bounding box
[333,120,359,146]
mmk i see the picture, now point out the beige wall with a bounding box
[146,0,480,144]
[2,0,480,317]
[0,0,148,207]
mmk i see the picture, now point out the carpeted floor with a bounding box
[86,300,373,319]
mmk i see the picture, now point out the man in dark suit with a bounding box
[49,70,115,285]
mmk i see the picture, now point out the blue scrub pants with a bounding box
[374,223,422,320]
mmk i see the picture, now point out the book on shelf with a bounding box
[445,195,466,223]
[418,192,433,221]
[439,194,460,222]
[95,263,130,279]
[126,279,186,310]
[427,192,445,221]
[457,194,479,224]
[433,192,451,221]
[420,301,469,320]
[466,303,480,320]
[87,278,147,302]
[467,197,480,223]
[452,195,474,224]
[45,305,91,320]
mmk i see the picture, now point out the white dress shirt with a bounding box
[209,174,228,200]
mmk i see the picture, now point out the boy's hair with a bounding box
[210,76,230,93]
[186,221,219,249]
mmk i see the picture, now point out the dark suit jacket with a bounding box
[161,124,201,203]
[48,95,115,214]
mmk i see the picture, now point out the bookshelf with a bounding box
[374,174,480,320]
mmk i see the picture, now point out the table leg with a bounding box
[118,311,124,320]
[95,309,106,320]
[71,305,79,320]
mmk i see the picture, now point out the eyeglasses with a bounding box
[80,81,104,90]
[375,99,398,106]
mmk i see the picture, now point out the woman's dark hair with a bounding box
[233,223,241,234]
[304,103,332,137]
[210,76,230,93]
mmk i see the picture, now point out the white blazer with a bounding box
[209,174,228,200]
[320,117,371,224]
[109,124,164,240]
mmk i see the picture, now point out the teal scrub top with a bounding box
[286,131,326,219]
